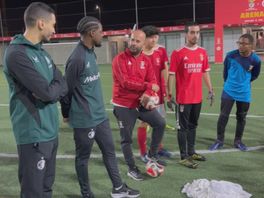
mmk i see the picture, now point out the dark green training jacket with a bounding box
[3,34,68,145]
[61,41,107,128]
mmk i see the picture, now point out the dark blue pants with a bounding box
[217,98,250,142]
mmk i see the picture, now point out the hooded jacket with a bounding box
[3,34,68,145]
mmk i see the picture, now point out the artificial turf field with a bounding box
[0,64,263,198]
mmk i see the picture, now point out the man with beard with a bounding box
[3,2,68,197]
[61,16,139,198]
[168,22,214,168]
[112,30,166,181]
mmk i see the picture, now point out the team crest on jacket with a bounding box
[88,129,95,139]
[200,54,204,61]
[37,157,46,170]
[118,121,124,129]
[156,58,160,65]
[140,61,145,69]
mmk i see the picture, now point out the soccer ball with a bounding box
[146,161,164,177]
[140,92,159,110]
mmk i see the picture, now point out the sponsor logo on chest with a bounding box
[184,63,202,73]
[83,72,100,84]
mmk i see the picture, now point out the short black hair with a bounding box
[141,25,159,37]
[24,2,55,27]
[184,21,200,33]
[77,16,101,36]
[240,33,254,44]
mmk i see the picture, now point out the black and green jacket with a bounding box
[3,34,68,145]
[61,41,107,128]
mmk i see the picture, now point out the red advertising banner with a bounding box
[215,0,264,63]
[218,0,264,24]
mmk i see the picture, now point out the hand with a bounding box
[207,90,215,106]
[166,94,174,111]
[151,84,159,92]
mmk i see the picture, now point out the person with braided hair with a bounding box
[60,16,139,198]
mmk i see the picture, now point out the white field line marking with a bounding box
[0,145,263,159]
[105,108,264,118]
[0,104,263,118]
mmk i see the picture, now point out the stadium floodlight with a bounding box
[193,0,196,22]
[83,0,87,16]
[132,24,137,31]
[135,0,138,28]
[95,5,101,21]
[0,8,4,50]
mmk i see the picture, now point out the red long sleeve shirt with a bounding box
[112,49,157,108]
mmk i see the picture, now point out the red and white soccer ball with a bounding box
[146,161,164,177]
[140,92,159,110]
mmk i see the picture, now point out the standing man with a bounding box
[60,16,139,198]
[209,34,261,151]
[3,2,68,198]
[137,25,172,163]
[168,22,214,169]
[112,30,166,181]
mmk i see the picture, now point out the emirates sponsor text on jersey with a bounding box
[184,63,202,73]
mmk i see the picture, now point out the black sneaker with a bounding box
[111,183,140,198]
[127,166,144,181]
[147,152,167,167]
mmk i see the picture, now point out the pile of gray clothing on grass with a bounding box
[181,179,252,198]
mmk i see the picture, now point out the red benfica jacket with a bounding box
[112,48,157,108]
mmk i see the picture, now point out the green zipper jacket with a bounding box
[61,41,107,128]
[3,34,68,145]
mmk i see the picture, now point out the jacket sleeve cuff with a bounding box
[144,82,152,90]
